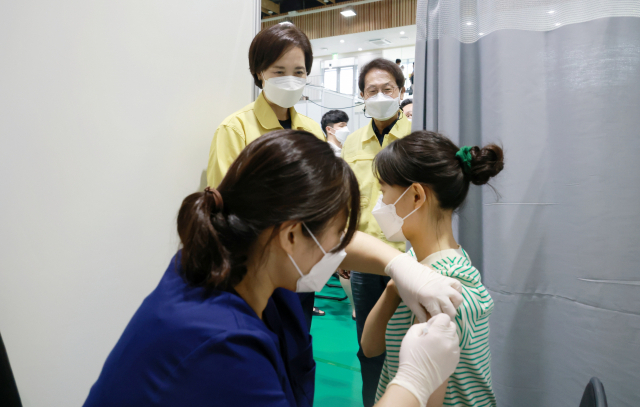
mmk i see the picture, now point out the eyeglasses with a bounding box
[364,85,399,99]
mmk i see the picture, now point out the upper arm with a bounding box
[168,333,290,407]
[361,285,402,358]
[207,124,246,188]
[447,271,491,349]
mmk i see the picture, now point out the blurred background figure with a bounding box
[321,109,350,156]
[400,99,413,121]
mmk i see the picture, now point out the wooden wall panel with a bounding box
[261,0,417,39]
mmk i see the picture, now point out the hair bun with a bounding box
[204,187,224,213]
[468,144,504,185]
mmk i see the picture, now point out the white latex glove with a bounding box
[389,314,460,406]
[385,253,463,322]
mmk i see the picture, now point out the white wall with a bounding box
[0,1,256,406]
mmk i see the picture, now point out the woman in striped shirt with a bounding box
[361,131,504,407]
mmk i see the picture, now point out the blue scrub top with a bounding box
[83,252,315,407]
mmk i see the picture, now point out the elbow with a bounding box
[361,340,383,359]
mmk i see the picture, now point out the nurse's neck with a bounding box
[234,262,276,320]
[265,97,291,121]
[408,210,458,263]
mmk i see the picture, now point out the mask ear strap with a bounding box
[287,253,304,278]
[302,222,327,255]
[402,205,421,221]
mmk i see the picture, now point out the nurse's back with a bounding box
[83,253,309,407]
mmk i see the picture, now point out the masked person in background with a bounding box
[321,109,350,156]
[341,58,412,407]
[400,99,413,121]
[320,109,356,319]
[207,23,326,329]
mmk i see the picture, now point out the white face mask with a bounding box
[262,75,306,108]
[364,92,400,121]
[331,126,350,145]
[371,186,420,242]
[288,223,347,292]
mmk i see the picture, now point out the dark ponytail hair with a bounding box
[177,130,360,291]
[373,131,504,210]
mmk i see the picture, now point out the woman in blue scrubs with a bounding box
[83,130,461,407]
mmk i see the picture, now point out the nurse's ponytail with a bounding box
[177,187,232,289]
[176,130,360,292]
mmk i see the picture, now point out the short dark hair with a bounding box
[400,99,413,110]
[395,59,402,64]
[249,24,313,89]
[374,131,504,210]
[178,130,360,291]
[321,110,349,135]
[358,58,405,92]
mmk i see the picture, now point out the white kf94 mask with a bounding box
[364,92,400,121]
[288,223,347,292]
[262,76,307,108]
[371,186,420,242]
[332,126,350,144]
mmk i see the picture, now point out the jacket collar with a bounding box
[255,92,312,132]
[361,112,411,143]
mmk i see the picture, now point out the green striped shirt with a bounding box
[375,247,496,407]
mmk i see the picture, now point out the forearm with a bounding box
[361,285,402,358]
[341,231,402,276]
[375,384,421,407]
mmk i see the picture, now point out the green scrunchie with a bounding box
[455,146,473,174]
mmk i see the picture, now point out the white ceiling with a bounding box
[310,25,416,57]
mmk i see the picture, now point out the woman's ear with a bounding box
[400,87,406,100]
[413,183,428,209]
[277,221,300,256]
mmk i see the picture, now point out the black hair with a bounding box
[249,23,313,89]
[400,99,413,110]
[358,58,405,92]
[395,59,402,64]
[374,131,504,210]
[321,110,349,135]
[178,130,360,291]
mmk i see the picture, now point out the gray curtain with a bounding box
[413,1,640,406]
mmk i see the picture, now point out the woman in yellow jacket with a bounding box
[207,23,325,328]
[207,22,324,188]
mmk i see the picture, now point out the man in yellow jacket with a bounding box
[341,58,411,407]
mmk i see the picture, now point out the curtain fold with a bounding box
[413,1,640,405]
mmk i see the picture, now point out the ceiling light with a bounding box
[479,32,484,35]
[340,9,356,17]
[400,31,405,35]
[555,23,561,26]
[466,21,473,26]
[321,48,328,51]
[340,39,345,43]
[369,38,391,46]
[358,48,362,51]
[548,10,555,14]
